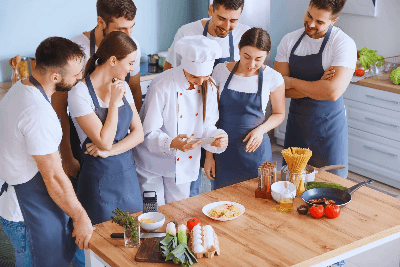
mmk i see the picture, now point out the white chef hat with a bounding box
[175,35,222,76]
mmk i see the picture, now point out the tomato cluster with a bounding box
[309,204,340,219]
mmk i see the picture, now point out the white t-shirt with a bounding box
[0,81,62,222]
[71,33,141,77]
[68,81,135,147]
[275,26,357,70]
[212,62,284,114]
[166,19,251,68]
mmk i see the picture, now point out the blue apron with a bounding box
[283,26,348,178]
[12,76,76,267]
[200,20,235,168]
[214,62,272,189]
[77,76,142,225]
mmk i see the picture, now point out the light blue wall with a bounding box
[0,0,206,82]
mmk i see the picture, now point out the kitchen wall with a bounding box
[270,0,400,65]
[0,0,208,83]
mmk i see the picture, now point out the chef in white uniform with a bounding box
[133,36,228,205]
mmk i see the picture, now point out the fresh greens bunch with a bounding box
[306,182,347,191]
[110,208,139,242]
[358,47,384,70]
[160,222,197,267]
[390,67,400,85]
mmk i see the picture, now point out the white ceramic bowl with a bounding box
[137,212,165,232]
[271,181,296,203]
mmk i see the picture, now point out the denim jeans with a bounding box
[0,217,32,267]
[189,169,202,197]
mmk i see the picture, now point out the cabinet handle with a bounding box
[365,117,399,129]
[363,145,398,158]
[365,94,400,105]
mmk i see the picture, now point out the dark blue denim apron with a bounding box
[214,62,272,189]
[199,20,235,169]
[283,26,348,178]
[77,76,142,225]
[12,76,76,267]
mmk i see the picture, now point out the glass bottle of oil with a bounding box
[279,181,294,212]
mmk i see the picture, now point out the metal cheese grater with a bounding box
[143,191,158,213]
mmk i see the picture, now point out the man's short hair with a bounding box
[35,37,84,74]
[212,0,244,11]
[309,0,347,17]
[96,0,137,25]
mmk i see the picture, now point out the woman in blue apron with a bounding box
[68,31,143,226]
[208,28,286,189]
[283,25,348,178]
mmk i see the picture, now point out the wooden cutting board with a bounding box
[135,237,166,263]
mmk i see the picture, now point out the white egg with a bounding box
[194,244,204,253]
[193,224,201,230]
[193,239,202,246]
[193,229,201,236]
[194,233,202,240]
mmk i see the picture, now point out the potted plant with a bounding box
[111,208,140,247]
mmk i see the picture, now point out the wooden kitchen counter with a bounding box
[87,172,400,267]
[353,73,400,94]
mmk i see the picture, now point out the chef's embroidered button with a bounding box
[180,93,182,95]
[191,134,194,136]
[196,113,198,116]
[189,156,192,159]
[177,158,180,161]
[198,90,200,93]
[180,115,183,118]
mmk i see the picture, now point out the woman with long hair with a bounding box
[68,31,144,225]
[133,35,228,205]
[206,28,286,189]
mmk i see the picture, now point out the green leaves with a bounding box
[390,67,400,85]
[110,208,139,242]
[358,47,384,70]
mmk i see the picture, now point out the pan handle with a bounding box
[317,165,346,173]
[346,180,374,195]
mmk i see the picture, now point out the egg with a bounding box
[193,239,202,246]
[194,233,202,240]
[192,228,201,236]
[194,244,204,253]
[193,225,201,231]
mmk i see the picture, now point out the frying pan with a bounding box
[302,180,374,208]
[305,164,346,182]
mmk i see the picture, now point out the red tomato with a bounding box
[187,218,202,230]
[355,69,365,77]
[309,205,324,218]
[325,204,341,219]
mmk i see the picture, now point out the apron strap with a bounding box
[122,95,130,106]
[256,66,264,97]
[85,76,101,108]
[318,25,333,54]
[0,182,8,197]
[125,72,131,83]
[223,61,240,92]
[203,20,234,61]
[29,76,50,103]
[90,28,96,57]
[290,32,306,57]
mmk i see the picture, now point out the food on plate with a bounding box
[310,205,324,218]
[355,69,365,77]
[297,205,309,215]
[325,204,341,219]
[306,182,347,191]
[140,218,155,223]
[187,218,202,230]
[208,203,240,219]
[309,198,335,205]
[390,67,400,85]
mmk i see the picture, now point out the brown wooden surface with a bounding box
[353,73,400,94]
[135,237,165,263]
[88,172,400,267]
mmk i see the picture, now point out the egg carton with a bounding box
[189,225,220,259]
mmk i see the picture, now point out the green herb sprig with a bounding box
[110,208,139,242]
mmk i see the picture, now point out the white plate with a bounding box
[202,201,245,221]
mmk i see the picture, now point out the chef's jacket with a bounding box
[133,66,226,184]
